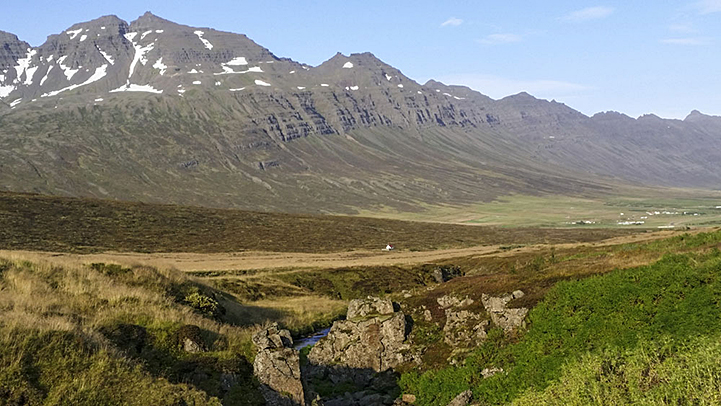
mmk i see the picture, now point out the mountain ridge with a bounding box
[1,13,720,214]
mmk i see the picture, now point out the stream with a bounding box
[293,327,331,350]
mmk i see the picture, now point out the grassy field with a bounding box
[0,192,638,254]
[358,193,721,228]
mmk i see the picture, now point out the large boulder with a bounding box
[347,296,395,319]
[308,311,411,373]
[253,323,305,406]
[481,290,528,333]
[308,296,416,392]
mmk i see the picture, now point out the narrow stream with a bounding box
[293,327,331,350]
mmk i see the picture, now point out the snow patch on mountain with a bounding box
[124,32,155,81]
[194,31,213,50]
[97,48,115,65]
[141,30,153,40]
[0,85,15,98]
[226,57,248,66]
[343,62,354,69]
[14,49,37,85]
[57,56,79,81]
[110,83,163,94]
[10,98,21,107]
[229,87,245,91]
[79,34,87,42]
[66,29,82,39]
[41,64,108,97]
[153,57,167,75]
[39,65,53,86]
[255,80,271,86]
[215,65,263,75]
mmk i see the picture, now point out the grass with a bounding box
[0,191,637,254]
[398,229,721,405]
[359,194,721,228]
[0,255,266,405]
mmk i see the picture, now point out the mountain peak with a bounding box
[130,11,179,30]
[685,109,706,121]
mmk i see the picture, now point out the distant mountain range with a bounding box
[1,12,719,213]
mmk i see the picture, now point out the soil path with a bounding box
[0,230,684,272]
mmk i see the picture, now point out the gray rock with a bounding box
[183,337,205,353]
[432,265,463,283]
[447,390,472,406]
[253,323,294,350]
[437,295,474,309]
[253,323,305,406]
[347,297,395,319]
[481,367,503,378]
[481,291,528,333]
[443,309,489,347]
[309,311,412,373]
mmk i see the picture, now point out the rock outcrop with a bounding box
[253,323,305,406]
[481,290,528,333]
[432,265,464,283]
[447,390,472,406]
[308,297,414,375]
[435,295,490,347]
[346,296,395,319]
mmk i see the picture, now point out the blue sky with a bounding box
[2,1,719,119]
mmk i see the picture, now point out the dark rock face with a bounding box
[432,265,464,284]
[252,323,305,406]
[0,31,30,70]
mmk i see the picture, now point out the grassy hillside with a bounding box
[0,192,636,253]
[0,256,265,405]
[399,230,721,405]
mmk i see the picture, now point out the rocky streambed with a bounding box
[252,291,529,406]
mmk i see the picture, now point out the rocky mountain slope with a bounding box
[1,13,719,213]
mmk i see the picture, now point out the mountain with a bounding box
[1,13,720,213]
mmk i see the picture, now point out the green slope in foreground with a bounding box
[400,230,721,405]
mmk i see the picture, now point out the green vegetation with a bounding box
[0,191,635,254]
[400,230,721,405]
[0,257,264,405]
[362,194,721,228]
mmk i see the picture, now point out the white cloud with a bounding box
[669,23,697,33]
[477,33,523,45]
[441,17,463,27]
[435,73,591,101]
[693,0,721,14]
[561,6,615,22]
[660,37,711,45]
